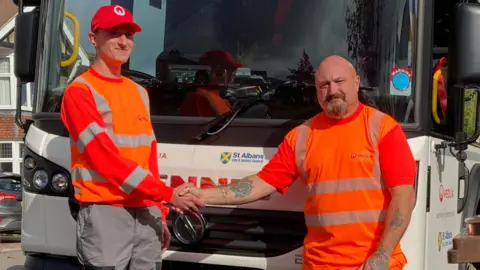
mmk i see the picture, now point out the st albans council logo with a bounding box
[220,152,264,164]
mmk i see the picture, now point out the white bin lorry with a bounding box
[6,0,480,269]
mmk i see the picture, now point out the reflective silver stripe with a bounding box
[106,132,153,148]
[295,118,312,182]
[72,77,154,149]
[120,166,151,194]
[72,168,107,194]
[75,77,113,126]
[305,209,387,226]
[71,167,107,183]
[368,110,384,179]
[72,166,150,196]
[72,133,153,151]
[308,177,385,196]
[76,122,105,152]
[134,83,150,116]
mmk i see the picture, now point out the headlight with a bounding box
[24,157,36,170]
[32,170,49,189]
[51,173,69,193]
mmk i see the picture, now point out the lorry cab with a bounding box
[6,0,480,269]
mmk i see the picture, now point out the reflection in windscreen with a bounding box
[160,0,411,82]
[47,0,415,123]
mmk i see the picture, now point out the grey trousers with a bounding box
[77,204,163,270]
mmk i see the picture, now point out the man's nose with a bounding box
[118,35,128,45]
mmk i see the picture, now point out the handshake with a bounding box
[168,183,205,213]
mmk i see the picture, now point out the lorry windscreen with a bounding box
[39,0,417,124]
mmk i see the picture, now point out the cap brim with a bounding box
[96,21,142,33]
[232,62,243,69]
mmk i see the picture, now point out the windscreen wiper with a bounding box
[193,98,260,141]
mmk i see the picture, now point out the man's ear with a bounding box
[87,32,97,48]
[354,75,360,93]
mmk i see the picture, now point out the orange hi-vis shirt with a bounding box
[257,103,416,269]
[179,88,231,117]
[60,68,172,222]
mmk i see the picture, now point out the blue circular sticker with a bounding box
[392,72,410,91]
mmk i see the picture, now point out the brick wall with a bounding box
[0,0,16,28]
[0,111,31,140]
[0,1,19,142]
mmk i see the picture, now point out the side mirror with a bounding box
[448,3,480,87]
[14,9,39,83]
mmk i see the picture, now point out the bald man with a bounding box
[181,55,416,270]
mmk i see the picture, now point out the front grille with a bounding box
[167,206,306,257]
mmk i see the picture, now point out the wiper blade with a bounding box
[193,99,259,141]
[359,85,377,92]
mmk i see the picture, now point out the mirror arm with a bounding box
[14,0,25,130]
[14,80,25,129]
[17,0,23,13]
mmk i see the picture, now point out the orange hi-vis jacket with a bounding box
[179,88,231,117]
[258,104,415,269]
[60,68,173,221]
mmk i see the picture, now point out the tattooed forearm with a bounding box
[199,175,277,205]
[389,207,404,229]
[365,244,389,270]
[375,188,414,257]
[228,179,253,198]
[220,186,229,199]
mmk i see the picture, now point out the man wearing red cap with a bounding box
[179,50,242,117]
[60,5,202,270]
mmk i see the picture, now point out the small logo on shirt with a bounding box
[137,115,148,121]
[350,152,373,159]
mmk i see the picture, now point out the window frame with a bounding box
[21,80,34,111]
[0,53,34,111]
[0,54,15,109]
[0,141,24,174]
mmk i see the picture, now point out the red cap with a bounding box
[91,5,142,33]
[199,50,243,70]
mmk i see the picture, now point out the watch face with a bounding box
[172,211,207,245]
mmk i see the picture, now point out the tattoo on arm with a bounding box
[389,207,404,229]
[220,186,229,198]
[390,207,403,229]
[366,244,389,270]
[228,179,253,198]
